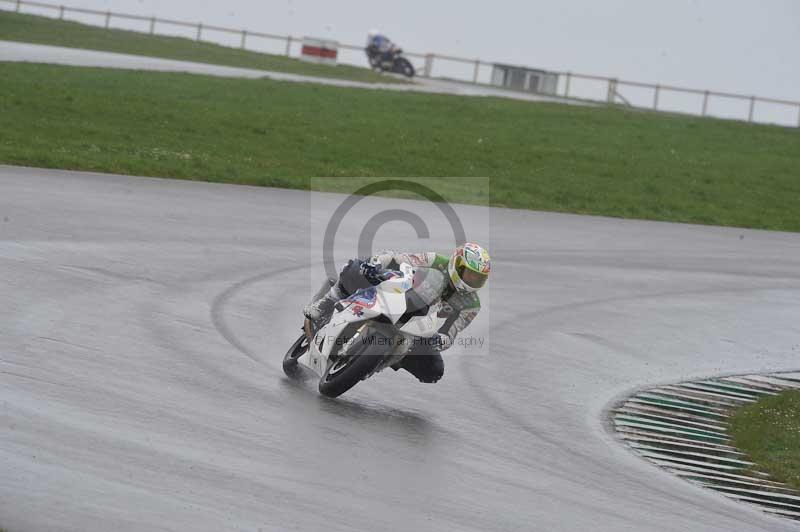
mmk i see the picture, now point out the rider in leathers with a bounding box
[304,243,491,383]
[365,29,396,69]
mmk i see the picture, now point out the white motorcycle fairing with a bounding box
[297,263,443,379]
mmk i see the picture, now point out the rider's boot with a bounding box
[303,283,345,324]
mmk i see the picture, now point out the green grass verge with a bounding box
[0,10,399,84]
[1,61,799,230]
[730,390,800,490]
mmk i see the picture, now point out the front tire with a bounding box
[318,333,386,398]
[394,58,415,78]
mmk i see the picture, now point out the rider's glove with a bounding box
[359,261,384,285]
[434,333,452,351]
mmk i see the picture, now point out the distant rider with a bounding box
[365,29,396,69]
[304,243,491,383]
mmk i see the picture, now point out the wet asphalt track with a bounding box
[1,166,800,531]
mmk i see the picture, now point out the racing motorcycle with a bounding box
[366,47,416,78]
[283,263,443,397]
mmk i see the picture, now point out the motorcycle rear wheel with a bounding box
[283,333,309,378]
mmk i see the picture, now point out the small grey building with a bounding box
[490,64,559,95]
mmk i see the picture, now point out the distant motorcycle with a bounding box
[366,46,416,78]
[283,263,443,397]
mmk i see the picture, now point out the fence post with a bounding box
[285,36,292,56]
[423,54,434,77]
[797,105,800,128]
[653,85,660,109]
[15,0,20,12]
[607,78,617,104]
[149,16,156,34]
[702,90,710,116]
[240,30,247,49]
[472,60,480,84]
[564,72,571,97]
[59,5,64,19]
[196,23,203,41]
[748,96,755,122]
[104,11,110,29]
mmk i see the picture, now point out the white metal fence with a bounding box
[3,0,799,128]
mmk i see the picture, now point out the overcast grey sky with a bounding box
[49,0,798,99]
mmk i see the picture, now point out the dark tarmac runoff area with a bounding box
[1,165,799,531]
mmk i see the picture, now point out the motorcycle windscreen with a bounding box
[405,267,445,313]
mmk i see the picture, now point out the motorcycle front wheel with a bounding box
[393,57,415,78]
[318,331,387,398]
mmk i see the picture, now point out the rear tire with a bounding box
[318,333,386,398]
[283,333,309,378]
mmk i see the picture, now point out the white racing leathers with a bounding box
[369,251,481,352]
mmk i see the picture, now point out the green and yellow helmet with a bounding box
[448,243,491,293]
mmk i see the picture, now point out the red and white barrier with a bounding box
[300,37,338,66]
